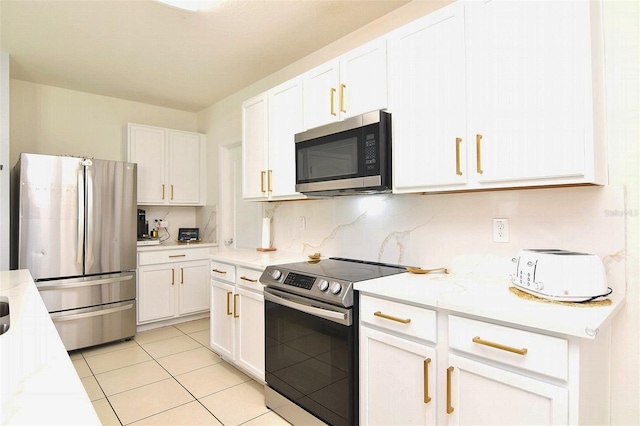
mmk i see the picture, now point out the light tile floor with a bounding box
[69,318,290,425]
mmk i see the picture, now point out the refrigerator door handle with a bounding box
[51,303,134,322]
[37,273,134,291]
[77,169,85,265]
[85,165,94,269]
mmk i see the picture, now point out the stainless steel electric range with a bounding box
[260,257,407,425]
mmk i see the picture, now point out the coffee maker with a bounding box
[137,209,147,239]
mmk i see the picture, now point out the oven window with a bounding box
[265,299,355,426]
[297,136,359,182]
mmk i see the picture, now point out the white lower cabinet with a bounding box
[210,261,265,382]
[359,295,610,425]
[137,247,210,324]
[360,326,437,425]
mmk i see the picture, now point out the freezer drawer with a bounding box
[50,300,136,351]
[37,272,136,312]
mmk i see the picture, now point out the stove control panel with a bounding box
[261,267,353,307]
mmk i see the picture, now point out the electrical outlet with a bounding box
[493,218,509,243]
[154,219,168,228]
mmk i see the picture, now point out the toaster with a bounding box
[511,249,610,302]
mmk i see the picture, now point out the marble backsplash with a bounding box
[264,185,627,297]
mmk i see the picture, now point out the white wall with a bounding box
[9,80,199,166]
[198,0,639,423]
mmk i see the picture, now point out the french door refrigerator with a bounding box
[14,153,137,351]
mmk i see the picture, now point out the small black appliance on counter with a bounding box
[137,209,147,238]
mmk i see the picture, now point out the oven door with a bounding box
[264,288,356,426]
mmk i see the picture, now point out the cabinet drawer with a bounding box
[448,315,568,380]
[138,247,209,266]
[360,294,436,344]
[236,266,264,293]
[210,261,236,283]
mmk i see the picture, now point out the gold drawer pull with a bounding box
[240,276,258,283]
[339,83,346,113]
[171,268,174,285]
[161,184,165,200]
[447,366,454,414]
[212,269,227,274]
[472,336,528,355]
[423,358,432,404]
[455,137,462,176]
[476,134,483,174]
[373,311,411,324]
[330,87,337,116]
[226,291,232,316]
[261,171,266,193]
[180,268,184,284]
[233,294,240,318]
[170,184,174,200]
[268,169,273,192]
[169,254,186,258]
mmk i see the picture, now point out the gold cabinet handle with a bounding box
[233,294,239,318]
[170,184,174,200]
[373,311,411,324]
[455,137,462,176]
[240,276,258,283]
[212,269,227,274]
[226,291,232,316]
[260,171,266,193]
[268,169,273,192]
[447,366,454,414]
[171,268,174,285]
[339,83,346,113]
[169,254,186,258]
[330,87,337,116]
[162,184,165,200]
[476,134,483,174]
[180,268,184,284]
[423,358,432,404]
[472,336,528,355]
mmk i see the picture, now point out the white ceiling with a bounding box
[1,0,410,112]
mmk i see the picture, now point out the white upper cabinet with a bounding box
[469,0,602,187]
[391,0,605,193]
[303,38,388,130]
[390,3,468,192]
[242,81,305,201]
[128,123,206,205]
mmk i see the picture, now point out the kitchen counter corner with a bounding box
[0,270,100,425]
[355,273,625,340]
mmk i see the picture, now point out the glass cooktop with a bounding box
[277,257,407,282]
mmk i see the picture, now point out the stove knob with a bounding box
[271,270,282,280]
[330,282,342,295]
[318,280,329,292]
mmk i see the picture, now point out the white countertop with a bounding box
[209,248,311,270]
[137,241,218,252]
[355,272,625,339]
[0,270,100,425]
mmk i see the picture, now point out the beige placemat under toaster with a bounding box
[509,286,612,307]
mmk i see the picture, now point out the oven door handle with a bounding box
[264,291,351,325]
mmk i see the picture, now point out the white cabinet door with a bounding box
[303,60,341,130]
[268,78,305,200]
[303,40,388,131]
[178,260,210,315]
[168,131,203,204]
[138,264,175,323]
[360,326,436,425]
[210,280,235,360]
[470,0,594,185]
[340,38,388,120]
[391,3,468,193]
[242,93,269,200]
[447,354,568,425]
[236,287,265,381]
[128,124,166,204]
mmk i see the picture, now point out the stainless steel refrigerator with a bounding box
[14,153,137,351]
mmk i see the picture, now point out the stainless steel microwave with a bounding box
[295,110,392,197]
